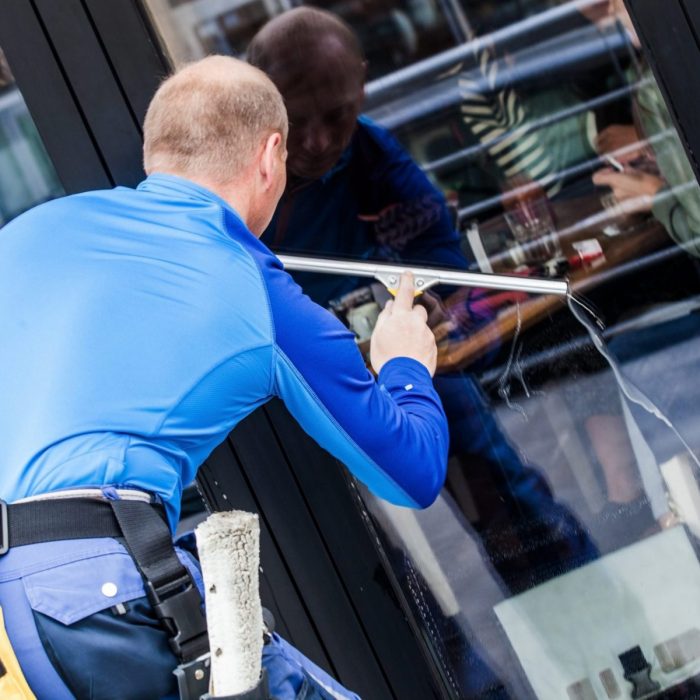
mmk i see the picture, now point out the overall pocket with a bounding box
[22,550,179,700]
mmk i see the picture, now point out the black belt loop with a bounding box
[0,500,8,556]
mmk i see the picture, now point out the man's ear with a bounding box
[259,131,285,192]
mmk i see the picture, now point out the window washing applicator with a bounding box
[196,511,270,700]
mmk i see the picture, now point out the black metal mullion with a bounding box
[626,0,700,183]
[198,440,332,668]
[0,0,110,193]
[263,399,446,699]
[32,0,145,186]
[226,407,396,698]
[81,0,171,129]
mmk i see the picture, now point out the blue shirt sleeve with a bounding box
[256,249,449,509]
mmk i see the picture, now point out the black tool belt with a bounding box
[1,497,211,700]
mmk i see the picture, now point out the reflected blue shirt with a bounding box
[263,116,468,307]
[0,174,448,528]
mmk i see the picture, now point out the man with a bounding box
[0,56,448,699]
[248,6,596,593]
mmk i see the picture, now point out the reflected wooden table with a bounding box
[437,195,669,373]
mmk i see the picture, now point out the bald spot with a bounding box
[175,54,269,89]
[143,54,287,183]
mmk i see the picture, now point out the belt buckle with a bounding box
[0,500,7,555]
[146,578,208,660]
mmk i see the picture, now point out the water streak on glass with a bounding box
[567,292,700,472]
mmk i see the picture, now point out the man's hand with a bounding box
[593,167,665,213]
[595,124,644,163]
[370,272,438,376]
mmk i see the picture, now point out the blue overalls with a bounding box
[0,174,449,698]
[0,533,358,699]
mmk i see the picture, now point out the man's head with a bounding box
[143,55,288,235]
[248,8,366,181]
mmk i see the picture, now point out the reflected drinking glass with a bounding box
[503,180,561,266]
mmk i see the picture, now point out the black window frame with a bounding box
[3,1,700,697]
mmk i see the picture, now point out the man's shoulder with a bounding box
[355,116,405,156]
[2,187,127,232]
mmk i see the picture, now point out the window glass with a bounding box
[0,49,63,226]
[144,1,700,697]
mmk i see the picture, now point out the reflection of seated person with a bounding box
[592,0,700,252]
[248,7,597,597]
[458,45,597,203]
[584,0,700,532]
[449,0,635,212]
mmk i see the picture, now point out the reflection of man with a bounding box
[0,56,448,700]
[248,7,468,308]
[249,7,596,593]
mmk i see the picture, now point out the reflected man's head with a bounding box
[248,8,367,181]
[142,55,288,234]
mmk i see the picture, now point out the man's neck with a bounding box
[171,172,252,226]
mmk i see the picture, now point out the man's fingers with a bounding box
[393,271,415,311]
[593,168,615,183]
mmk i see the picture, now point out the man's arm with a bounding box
[261,253,449,509]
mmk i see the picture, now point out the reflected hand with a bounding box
[593,168,665,213]
[595,125,644,163]
[370,272,438,376]
[416,291,455,344]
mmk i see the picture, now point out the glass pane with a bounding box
[0,48,63,227]
[143,1,700,697]
[359,4,700,697]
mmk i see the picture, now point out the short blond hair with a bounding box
[143,55,287,183]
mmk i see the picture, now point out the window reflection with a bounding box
[144,0,461,75]
[145,0,700,697]
[0,49,63,226]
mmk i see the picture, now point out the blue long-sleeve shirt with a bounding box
[0,174,449,529]
[263,116,469,307]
